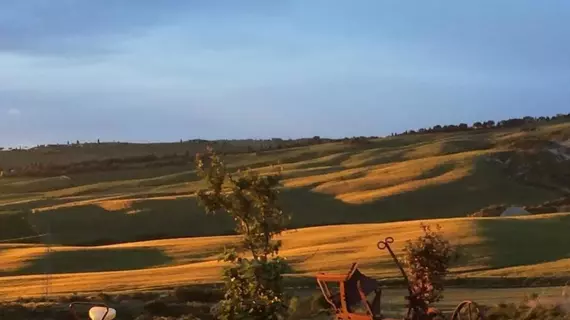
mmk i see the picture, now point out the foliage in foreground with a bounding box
[0,285,569,319]
[195,147,291,320]
[483,293,570,320]
[401,223,460,309]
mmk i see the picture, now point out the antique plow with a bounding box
[316,237,484,320]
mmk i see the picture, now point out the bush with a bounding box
[173,286,223,303]
[469,204,507,217]
[485,298,570,320]
[144,300,169,316]
[402,223,460,308]
[97,292,113,303]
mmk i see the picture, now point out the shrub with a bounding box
[469,204,507,217]
[173,286,223,303]
[485,298,570,320]
[401,223,460,309]
[97,292,113,303]
[144,300,169,316]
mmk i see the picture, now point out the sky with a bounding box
[1,1,570,147]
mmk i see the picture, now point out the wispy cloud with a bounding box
[7,108,21,116]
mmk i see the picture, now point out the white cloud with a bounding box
[7,108,21,115]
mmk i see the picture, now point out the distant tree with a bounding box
[97,139,100,144]
[484,120,495,128]
[458,123,469,130]
[523,116,536,123]
[501,118,527,128]
[442,125,457,133]
[472,122,483,129]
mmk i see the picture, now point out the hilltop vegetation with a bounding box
[0,116,569,246]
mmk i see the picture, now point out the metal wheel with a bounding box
[451,301,484,320]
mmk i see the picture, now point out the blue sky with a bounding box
[1,1,569,146]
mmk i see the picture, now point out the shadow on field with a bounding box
[12,156,561,246]
[282,158,558,228]
[0,247,173,276]
[27,198,234,246]
[341,149,409,167]
[474,213,570,268]
[440,137,494,154]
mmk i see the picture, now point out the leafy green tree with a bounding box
[195,147,291,320]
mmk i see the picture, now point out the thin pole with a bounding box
[44,223,52,300]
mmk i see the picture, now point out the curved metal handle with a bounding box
[377,237,394,250]
[376,236,413,298]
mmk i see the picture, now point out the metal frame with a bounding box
[377,237,436,320]
[316,263,382,320]
[316,236,484,320]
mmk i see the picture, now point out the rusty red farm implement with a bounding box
[316,237,484,320]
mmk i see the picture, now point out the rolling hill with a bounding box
[0,119,568,246]
[0,118,569,300]
[0,213,568,299]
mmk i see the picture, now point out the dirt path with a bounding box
[297,286,567,314]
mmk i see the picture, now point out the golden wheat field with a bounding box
[0,213,568,299]
[2,123,568,246]
[0,121,569,300]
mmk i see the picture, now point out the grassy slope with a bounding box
[1,122,569,246]
[0,121,568,299]
[0,213,568,299]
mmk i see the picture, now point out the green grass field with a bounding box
[0,121,569,301]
